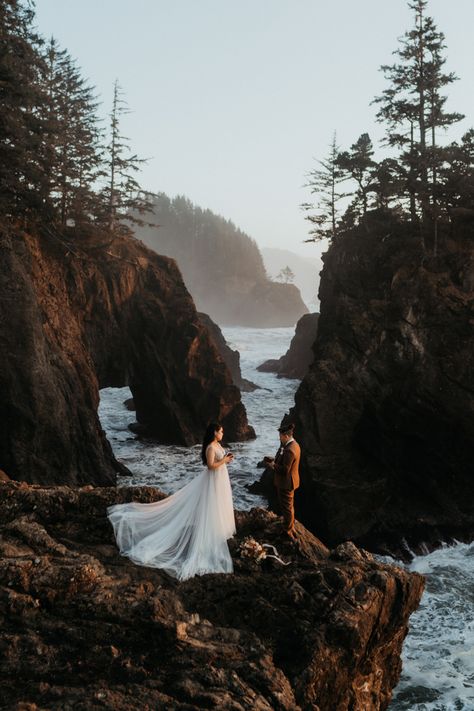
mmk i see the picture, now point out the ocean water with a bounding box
[98,326,473,711]
[388,542,474,711]
[98,327,299,509]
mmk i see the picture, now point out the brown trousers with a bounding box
[277,488,295,533]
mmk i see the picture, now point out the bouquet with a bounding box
[238,536,290,566]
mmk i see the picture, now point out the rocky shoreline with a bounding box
[0,481,423,710]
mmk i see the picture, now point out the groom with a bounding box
[266,422,300,541]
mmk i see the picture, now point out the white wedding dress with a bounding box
[107,444,236,581]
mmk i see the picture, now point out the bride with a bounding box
[107,422,236,581]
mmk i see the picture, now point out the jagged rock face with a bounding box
[291,222,474,555]
[258,312,319,379]
[198,312,259,392]
[0,482,423,710]
[0,228,254,486]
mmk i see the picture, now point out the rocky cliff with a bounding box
[134,193,309,327]
[0,481,424,710]
[258,312,319,379]
[198,312,259,392]
[0,226,254,486]
[291,216,474,555]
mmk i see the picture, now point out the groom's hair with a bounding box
[278,422,295,435]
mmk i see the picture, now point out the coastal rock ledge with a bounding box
[0,482,424,710]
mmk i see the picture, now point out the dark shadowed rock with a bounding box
[0,228,254,486]
[198,312,259,392]
[258,312,319,379]
[290,217,474,556]
[0,483,423,710]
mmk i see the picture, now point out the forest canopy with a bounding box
[302,0,474,253]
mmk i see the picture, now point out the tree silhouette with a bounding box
[0,0,47,219]
[277,266,295,284]
[337,133,376,218]
[100,80,150,232]
[373,0,464,226]
[39,37,103,227]
[302,132,345,241]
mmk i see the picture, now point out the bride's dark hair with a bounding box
[201,421,222,465]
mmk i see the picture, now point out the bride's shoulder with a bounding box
[206,443,217,455]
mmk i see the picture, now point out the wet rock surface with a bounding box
[198,312,260,392]
[0,228,254,487]
[291,219,474,556]
[257,313,319,380]
[0,481,423,710]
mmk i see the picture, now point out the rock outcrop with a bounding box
[0,227,254,486]
[198,312,259,392]
[0,481,424,710]
[258,312,319,379]
[291,216,474,555]
[217,279,308,328]
[134,193,309,327]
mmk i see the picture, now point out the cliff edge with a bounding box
[0,482,423,710]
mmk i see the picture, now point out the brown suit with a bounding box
[273,439,300,534]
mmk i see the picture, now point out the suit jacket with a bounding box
[273,439,300,491]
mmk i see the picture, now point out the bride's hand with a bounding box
[224,453,234,463]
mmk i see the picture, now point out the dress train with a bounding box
[107,448,236,581]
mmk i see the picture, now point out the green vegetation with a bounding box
[303,0,474,252]
[0,1,148,234]
[135,192,267,291]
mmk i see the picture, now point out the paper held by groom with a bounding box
[264,421,300,542]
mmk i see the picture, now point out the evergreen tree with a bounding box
[374,0,464,223]
[39,38,104,227]
[302,132,345,241]
[276,266,295,284]
[101,80,150,232]
[438,130,474,212]
[0,0,48,219]
[371,158,401,210]
[337,133,376,217]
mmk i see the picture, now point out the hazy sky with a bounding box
[34,1,474,258]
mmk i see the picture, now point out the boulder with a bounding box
[0,482,424,710]
[198,312,259,392]
[258,312,319,379]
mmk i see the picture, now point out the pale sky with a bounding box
[34,1,474,258]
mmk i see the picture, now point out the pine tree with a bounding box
[438,130,474,213]
[302,132,345,241]
[337,133,376,217]
[39,38,104,227]
[101,80,150,233]
[276,266,295,284]
[371,158,401,210]
[0,0,48,220]
[374,0,464,225]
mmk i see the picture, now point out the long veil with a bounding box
[107,463,236,581]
